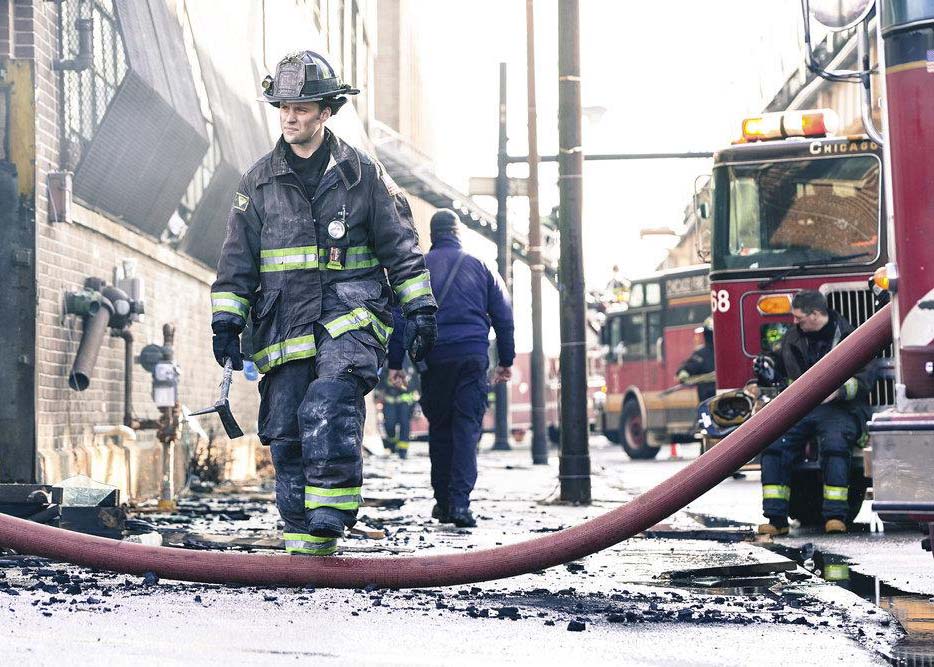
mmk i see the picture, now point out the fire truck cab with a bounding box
[702,109,891,524]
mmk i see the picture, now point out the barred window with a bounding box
[61,0,128,171]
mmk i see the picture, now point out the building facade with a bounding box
[0,0,378,498]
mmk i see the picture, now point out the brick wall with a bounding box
[30,2,261,499]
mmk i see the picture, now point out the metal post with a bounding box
[157,324,179,511]
[526,0,547,465]
[557,0,590,502]
[492,62,512,451]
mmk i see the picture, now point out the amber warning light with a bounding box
[740,109,840,143]
[757,294,794,316]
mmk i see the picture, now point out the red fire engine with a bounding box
[600,265,710,459]
[701,108,889,522]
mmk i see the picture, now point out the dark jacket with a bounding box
[769,310,873,423]
[387,235,514,369]
[677,342,715,402]
[210,130,436,373]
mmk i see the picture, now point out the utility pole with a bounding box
[526,0,547,465]
[557,0,590,502]
[492,61,512,451]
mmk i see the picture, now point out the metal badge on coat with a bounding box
[327,219,346,239]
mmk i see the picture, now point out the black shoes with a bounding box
[431,503,448,522]
[447,506,476,528]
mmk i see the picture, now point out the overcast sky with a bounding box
[409,0,811,354]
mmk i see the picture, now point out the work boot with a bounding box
[307,507,346,538]
[431,503,449,523]
[757,518,789,536]
[397,441,409,460]
[448,506,476,528]
[824,518,847,534]
[384,438,397,454]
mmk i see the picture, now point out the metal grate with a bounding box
[825,287,895,407]
[60,0,128,171]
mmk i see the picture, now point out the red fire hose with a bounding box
[0,306,892,588]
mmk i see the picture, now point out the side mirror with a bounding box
[693,174,712,263]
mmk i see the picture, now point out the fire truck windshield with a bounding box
[712,154,881,271]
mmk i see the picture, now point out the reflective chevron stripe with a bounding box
[823,485,848,501]
[323,308,392,345]
[260,246,319,272]
[252,335,317,373]
[763,484,791,500]
[304,485,362,511]
[283,532,338,556]
[211,292,250,320]
[394,272,432,305]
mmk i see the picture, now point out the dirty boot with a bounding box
[448,506,476,528]
[284,533,339,556]
[431,503,449,523]
[307,507,347,538]
[757,517,789,536]
[824,518,847,534]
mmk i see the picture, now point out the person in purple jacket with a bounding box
[388,209,515,527]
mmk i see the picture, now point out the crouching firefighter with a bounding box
[210,51,437,555]
[753,291,871,537]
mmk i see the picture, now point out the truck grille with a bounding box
[825,288,894,407]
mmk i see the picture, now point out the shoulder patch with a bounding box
[233,192,250,212]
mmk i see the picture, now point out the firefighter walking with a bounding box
[379,360,418,459]
[753,291,871,536]
[210,51,436,555]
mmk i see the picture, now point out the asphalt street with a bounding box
[1,435,929,666]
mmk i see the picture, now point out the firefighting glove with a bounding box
[676,369,690,383]
[404,309,437,363]
[752,354,776,386]
[212,322,243,371]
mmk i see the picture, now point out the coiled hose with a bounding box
[0,306,892,588]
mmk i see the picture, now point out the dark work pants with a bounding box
[383,401,413,443]
[419,355,489,510]
[259,326,383,537]
[760,403,860,521]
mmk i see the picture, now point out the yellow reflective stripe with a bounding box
[283,533,338,555]
[260,245,319,272]
[211,292,250,319]
[395,272,432,305]
[323,308,392,345]
[823,485,848,501]
[304,485,362,511]
[396,440,409,450]
[763,484,791,500]
[823,564,850,581]
[842,378,859,400]
[252,335,317,373]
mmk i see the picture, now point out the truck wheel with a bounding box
[620,399,660,460]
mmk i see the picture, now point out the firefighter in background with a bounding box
[378,359,419,459]
[210,51,436,556]
[753,291,872,536]
[676,317,715,402]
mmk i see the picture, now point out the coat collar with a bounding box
[269,128,362,189]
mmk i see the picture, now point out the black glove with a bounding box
[403,309,437,363]
[752,354,776,386]
[212,322,243,370]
